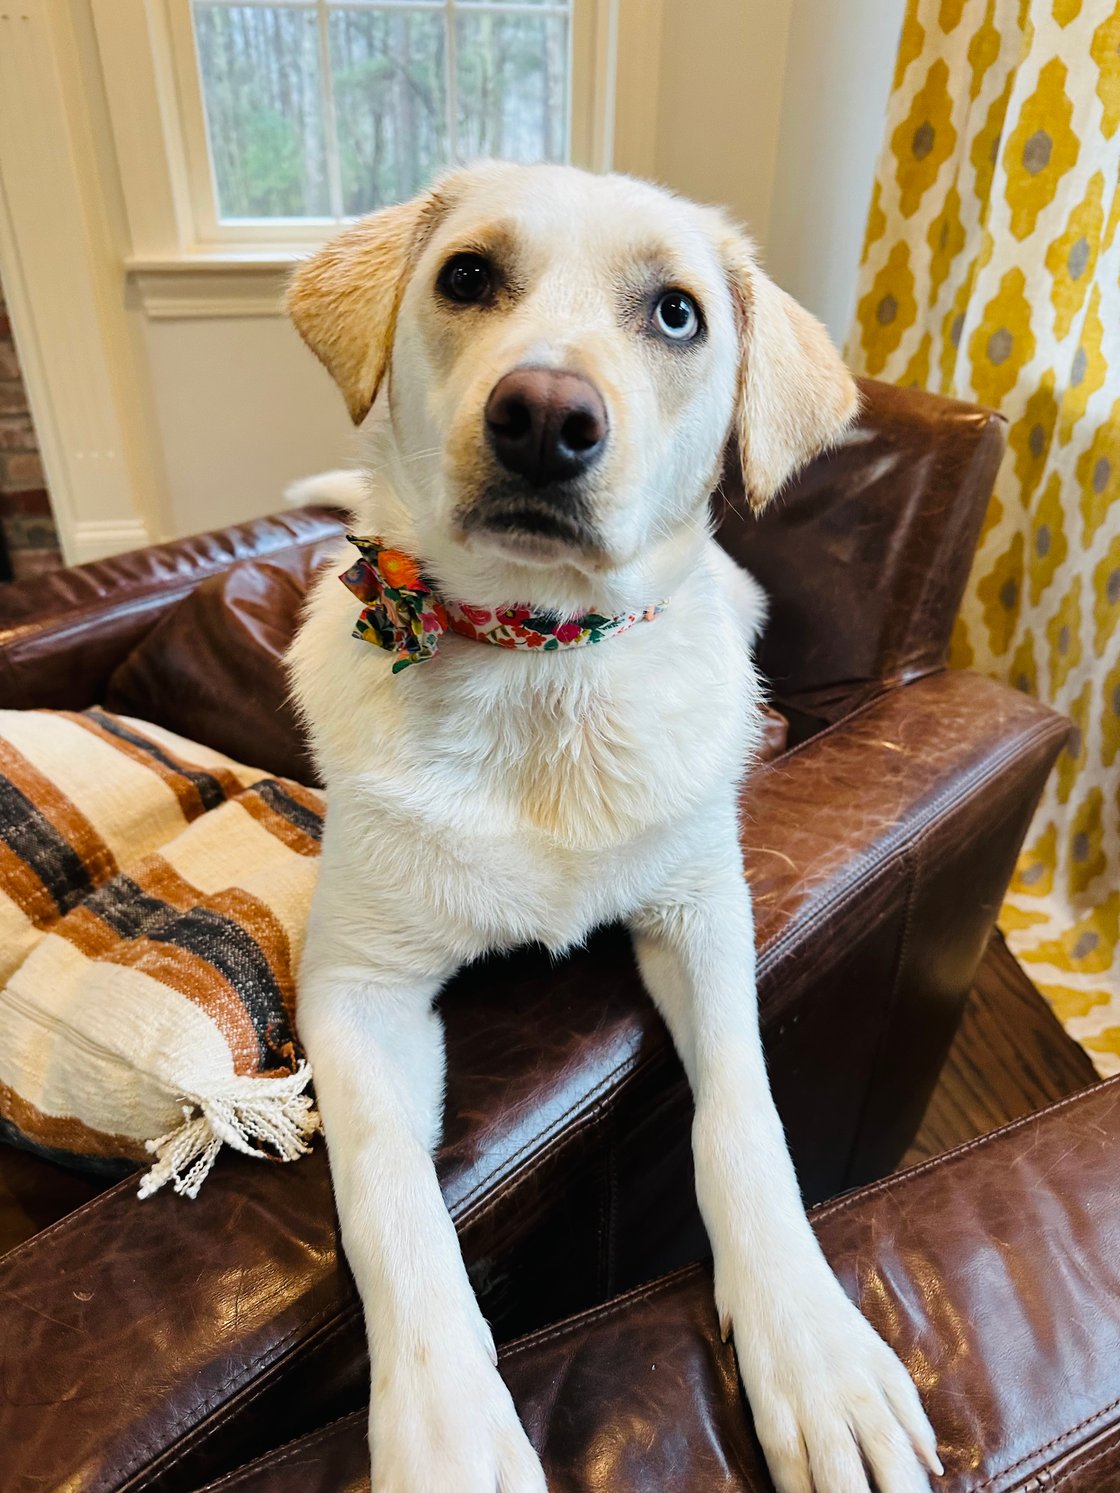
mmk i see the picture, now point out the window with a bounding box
[172,0,580,239]
[92,0,619,272]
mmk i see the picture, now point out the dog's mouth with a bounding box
[455,484,605,565]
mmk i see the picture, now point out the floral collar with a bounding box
[340,534,665,673]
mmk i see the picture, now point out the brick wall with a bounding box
[0,275,62,580]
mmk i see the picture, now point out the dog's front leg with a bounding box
[631,833,942,1493]
[298,945,546,1493]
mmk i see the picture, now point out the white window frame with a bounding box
[91,0,617,274]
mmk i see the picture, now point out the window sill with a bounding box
[125,250,305,320]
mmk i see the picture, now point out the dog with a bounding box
[285,161,941,1493]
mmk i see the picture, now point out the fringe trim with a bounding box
[137,1062,320,1200]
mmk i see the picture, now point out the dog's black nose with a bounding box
[485,369,608,487]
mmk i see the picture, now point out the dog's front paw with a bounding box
[369,1339,546,1493]
[720,1267,942,1493]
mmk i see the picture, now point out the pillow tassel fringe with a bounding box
[138,1062,321,1200]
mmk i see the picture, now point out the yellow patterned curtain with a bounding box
[848,0,1120,1071]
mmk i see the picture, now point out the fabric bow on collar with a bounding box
[340,534,665,673]
[340,536,447,672]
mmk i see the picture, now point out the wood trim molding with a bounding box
[0,3,165,562]
[69,518,156,565]
[129,265,291,321]
[89,0,194,262]
[610,0,663,179]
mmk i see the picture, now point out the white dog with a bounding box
[286,162,941,1493]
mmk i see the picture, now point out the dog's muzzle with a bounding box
[485,368,608,489]
[460,368,608,550]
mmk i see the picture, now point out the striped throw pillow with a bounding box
[0,708,322,1198]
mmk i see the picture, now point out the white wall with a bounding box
[643,0,905,345]
[648,0,793,244]
[141,316,353,535]
[767,0,906,343]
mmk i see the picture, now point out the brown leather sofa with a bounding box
[200,1076,1120,1493]
[0,378,1069,1492]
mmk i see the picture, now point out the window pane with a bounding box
[192,0,573,224]
[193,3,330,219]
[456,10,569,164]
[329,7,448,215]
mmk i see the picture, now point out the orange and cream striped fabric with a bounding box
[848,0,1120,1072]
[0,709,322,1197]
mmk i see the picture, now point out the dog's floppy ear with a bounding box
[724,235,859,512]
[286,189,446,424]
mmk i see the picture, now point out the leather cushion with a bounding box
[0,1144,102,1256]
[0,509,347,715]
[105,539,342,785]
[717,378,1007,721]
[200,1076,1120,1493]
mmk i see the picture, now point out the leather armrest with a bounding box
[743,669,1068,1190]
[198,1075,1120,1493]
[0,672,1065,1493]
[0,508,344,711]
[746,669,1062,960]
[514,1074,1120,1493]
[717,378,1007,718]
[543,1076,1120,1492]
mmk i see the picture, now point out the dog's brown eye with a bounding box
[438,253,493,304]
[653,290,701,342]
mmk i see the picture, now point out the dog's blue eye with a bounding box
[439,253,493,304]
[653,290,700,341]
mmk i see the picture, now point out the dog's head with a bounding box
[288,162,856,599]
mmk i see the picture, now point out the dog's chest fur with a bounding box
[290,555,760,958]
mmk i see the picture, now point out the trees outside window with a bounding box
[192,1,572,223]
